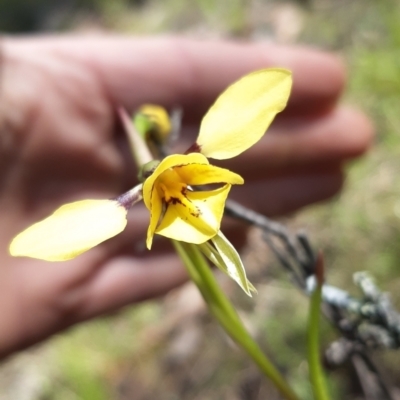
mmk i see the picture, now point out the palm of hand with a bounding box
[0,45,187,357]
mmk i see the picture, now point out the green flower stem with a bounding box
[307,280,331,400]
[118,107,153,167]
[173,240,300,400]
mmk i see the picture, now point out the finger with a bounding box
[91,37,345,117]
[6,36,346,117]
[218,106,374,181]
[0,252,186,357]
[0,207,180,357]
[73,254,187,321]
[231,168,344,216]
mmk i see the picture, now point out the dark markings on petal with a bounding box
[169,197,183,206]
[166,189,202,218]
[190,210,201,218]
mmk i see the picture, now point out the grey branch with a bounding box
[225,198,399,400]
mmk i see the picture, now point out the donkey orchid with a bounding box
[9,68,292,269]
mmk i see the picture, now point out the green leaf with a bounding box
[199,230,254,296]
[307,275,331,400]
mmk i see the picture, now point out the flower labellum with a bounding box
[143,153,243,249]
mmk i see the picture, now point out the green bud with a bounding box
[133,113,152,140]
[138,160,160,182]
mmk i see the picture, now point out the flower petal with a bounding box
[155,184,231,243]
[174,163,244,186]
[9,199,127,261]
[143,153,209,209]
[196,68,292,159]
[146,186,163,249]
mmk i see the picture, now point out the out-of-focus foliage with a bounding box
[0,0,144,32]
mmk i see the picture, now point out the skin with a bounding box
[0,36,373,358]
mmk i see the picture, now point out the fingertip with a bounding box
[177,39,348,116]
[336,106,375,157]
[232,170,345,216]
[297,50,347,110]
[258,44,347,113]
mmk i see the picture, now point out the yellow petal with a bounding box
[174,163,244,186]
[197,68,292,159]
[146,186,163,250]
[155,184,231,243]
[9,199,127,261]
[143,153,209,209]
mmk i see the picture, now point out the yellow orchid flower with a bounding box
[9,68,292,264]
[142,153,244,249]
[142,68,292,247]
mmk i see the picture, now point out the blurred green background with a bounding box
[1,0,400,399]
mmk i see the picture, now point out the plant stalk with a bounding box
[173,240,300,400]
[307,275,331,400]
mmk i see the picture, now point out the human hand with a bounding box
[0,36,373,357]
